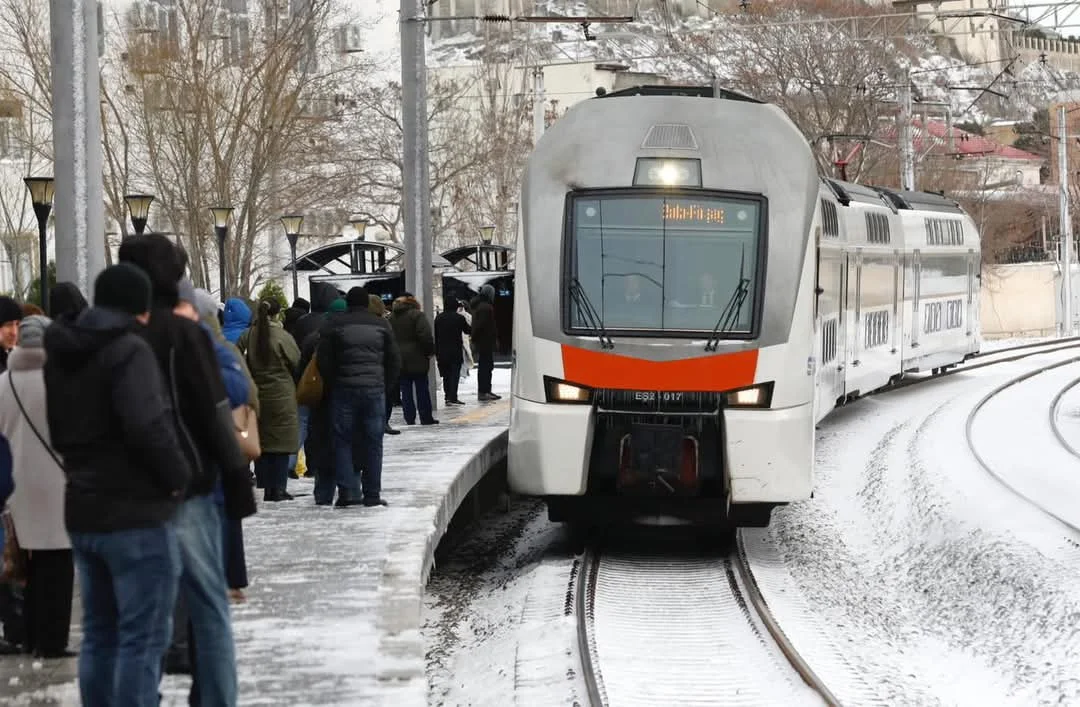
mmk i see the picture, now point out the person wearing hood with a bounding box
[389,292,438,425]
[117,234,249,706]
[0,315,73,660]
[43,264,191,705]
[48,283,88,323]
[296,297,345,505]
[434,297,471,406]
[283,298,310,340]
[221,297,252,345]
[286,283,341,476]
[238,298,301,502]
[470,284,500,401]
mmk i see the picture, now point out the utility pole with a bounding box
[532,66,546,143]
[400,0,437,409]
[898,78,916,191]
[1059,103,1073,337]
[50,0,106,298]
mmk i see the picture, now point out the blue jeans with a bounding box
[288,405,311,472]
[400,373,434,424]
[70,524,181,707]
[175,495,237,706]
[331,387,386,500]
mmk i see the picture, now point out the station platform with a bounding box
[0,370,511,706]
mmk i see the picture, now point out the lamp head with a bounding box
[24,177,55,208]
[210,206,233,229]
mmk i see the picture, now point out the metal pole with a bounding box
[289,242,299,302]
[215,225,227,299]
[49,0,106,296]
[533,66,545,142]
[1060,104,1073,337]
[899,79,915,191]
[35,206,50,314]
[401,0,437,410]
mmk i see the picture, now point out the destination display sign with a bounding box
[662,201,726,224]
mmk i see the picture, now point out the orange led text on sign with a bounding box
[662,202,726,224]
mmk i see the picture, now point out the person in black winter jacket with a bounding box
[317,286,401,507]
[286,283,339,477]
[43,263,191,706]
[117,234,248,705]
[470,284,500,401]
[282,297,310,340]
[434,297,471,405]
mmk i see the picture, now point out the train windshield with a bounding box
[567,191,764,336]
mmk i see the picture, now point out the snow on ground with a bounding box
[978,335,1057,352]
[751,347,1080,705]
[424,501,583,706]
[0,367,512,706]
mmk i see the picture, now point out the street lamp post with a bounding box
[24,177,55,314]
[210,207,233,298]
[124,193,154,237]
[479,225,494,245]
[281,214,303,302]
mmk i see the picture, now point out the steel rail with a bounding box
[575,548,606,707]
[734,532,842,707]
[965,355,1080,535]
[1049,375,1080,460]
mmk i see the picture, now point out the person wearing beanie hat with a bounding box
[41,265,196,700]
[108,258,252,699]
[0,313,75,660]
[48,282,88,323]
[93,262,153,318]
[315,281,401,507]
[282,297,309,341]
[329,298,346,313]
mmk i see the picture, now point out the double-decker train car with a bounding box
[507,85,981,528]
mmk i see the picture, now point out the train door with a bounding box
[891,250,901,355]
[836,251,851,398]
[911,249,922,349]
[814,247,841,418]
[852,249,863,369]
[966,250,976,337]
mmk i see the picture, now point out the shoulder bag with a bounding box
[296,356,323,407]
[233,403,261,462]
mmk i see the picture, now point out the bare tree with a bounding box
[344,74,490,249]
[443,56,532,250]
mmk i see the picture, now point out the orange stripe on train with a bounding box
[560,345,759,392]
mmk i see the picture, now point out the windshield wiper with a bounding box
[569,277,615,350]
[705,245,751,352]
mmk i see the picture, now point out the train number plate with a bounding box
[629,391,683,404]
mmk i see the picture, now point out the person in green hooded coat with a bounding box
[237,298,300,502]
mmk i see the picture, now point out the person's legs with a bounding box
[109,525,181,707]
[175,496,237,706]
[399,376,417,424]
[357,389,387,505]
[288,405,311,475]
[478,350,494,396]
[29,550,74,656]
[70,534,118,706]
[415,376,436,424]
[331,387,361,500]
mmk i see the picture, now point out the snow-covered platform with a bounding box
[0,370,511,706]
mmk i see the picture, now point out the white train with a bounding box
[507,85,981,528]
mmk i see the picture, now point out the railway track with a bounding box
[869,337,1080,398]
[574,535,839,707]
[965,354,1080,534]
[565,339,1080,707]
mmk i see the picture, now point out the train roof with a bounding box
[592,84,763,103]
[825,179,965,215]
[873,187,964,214]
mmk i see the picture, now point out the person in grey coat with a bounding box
[0,315,73,658]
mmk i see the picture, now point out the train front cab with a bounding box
[510,190,820,530]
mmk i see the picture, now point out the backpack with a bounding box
[296,356,323,407]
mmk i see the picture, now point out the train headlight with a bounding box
[544,376,594,404]
[723,382,774,409]
[633,158,702,187]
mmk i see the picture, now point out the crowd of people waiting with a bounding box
[0,232,501,705]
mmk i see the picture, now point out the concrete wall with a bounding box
[980,262,1060,337]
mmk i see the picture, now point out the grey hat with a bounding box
[18,315,51,349]
[177,277,196,306]
[193,288,219,322]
